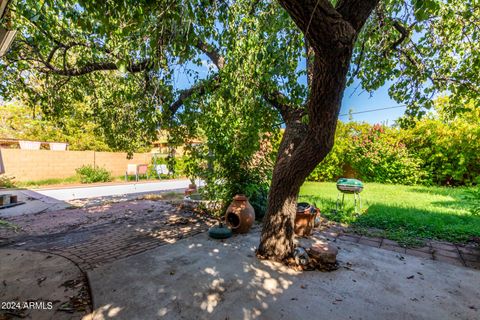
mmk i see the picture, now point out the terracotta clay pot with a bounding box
[184,183,197,196]
[294,203,316,237]
[225,194,255,233]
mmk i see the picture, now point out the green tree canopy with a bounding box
[1,1,478,139]
[352,0,479,124]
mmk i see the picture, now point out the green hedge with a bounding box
[400,118,480,185]
[308,114,480,186]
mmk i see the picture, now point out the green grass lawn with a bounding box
[15,176,81,188]
[299,182,480,246]
[10,175,163,189]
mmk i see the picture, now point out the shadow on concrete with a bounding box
[84,231,480,320]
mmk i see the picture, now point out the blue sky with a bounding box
[340,79,406,125]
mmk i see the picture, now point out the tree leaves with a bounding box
[351,0,479,119]
[412,0,440,21]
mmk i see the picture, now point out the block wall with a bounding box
[0,149,151,181]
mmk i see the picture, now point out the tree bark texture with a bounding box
[258,0,379,261]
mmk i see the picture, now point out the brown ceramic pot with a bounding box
[225,194,255,233]
[294,204,316,237]
[184,183,197,196]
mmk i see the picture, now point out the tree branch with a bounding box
[351,38,366,78]
[195,40,225,69]
[41,59,152,76]
[45,44,61,64]
[262,90,303,123]
[391,20,410,50]
[263,91,291,121]
[278,0,356,56]
[336,0,380,32]
[168,75,220,114]
[16,37,151,76]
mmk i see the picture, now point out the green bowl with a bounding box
[208,226,233,239]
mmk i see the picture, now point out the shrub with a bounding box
[400,118,480,186]
[179,131,276,217]
[0,174,16,189]
[308,100,480,187]
[149,155,186,179]
[244,181,269,221]
[349,124,426,185]
[76,165,112,183]
[169,156,187,178]
[308,122,426,185]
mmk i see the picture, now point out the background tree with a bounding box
[0,100,156,152]
[1,0,479,260]
[0,102,112,151]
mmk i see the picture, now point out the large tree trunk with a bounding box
[258,0,379,261]
[258,121,310,260]
[257,57,349,260]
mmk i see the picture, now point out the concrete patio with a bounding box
[85,230,480,320]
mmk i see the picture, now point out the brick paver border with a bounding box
[318,229,480,269]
